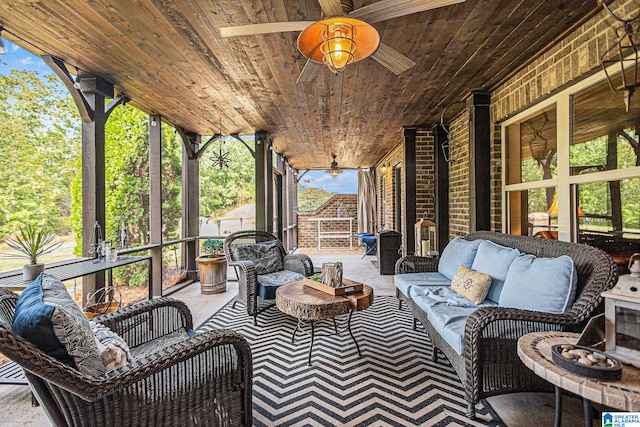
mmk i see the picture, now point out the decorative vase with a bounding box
[23,263,44,281]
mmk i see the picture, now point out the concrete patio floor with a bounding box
[0,252,599,426]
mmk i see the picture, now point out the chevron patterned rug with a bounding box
[198,296,504,427]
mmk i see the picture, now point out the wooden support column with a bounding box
[433,124,450,251]
[79,75,114,303]
[149,115,163,297]
[403,127,417,255]
[180,131,200,280]
[255,131,273,232]
[468,92,492,232]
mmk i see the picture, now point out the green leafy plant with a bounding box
[202,238,224,258]
[2,225,63,265]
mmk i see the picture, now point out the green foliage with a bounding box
[70,105,183,287]
[202,238,224,257]
[199,136,255,217]
[0,70,80,238]
[297,186,334,212]
[1,224,63,264]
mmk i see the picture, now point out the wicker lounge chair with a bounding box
[224,230,314,326]
[395,231,618,419]
[0,289,252,427]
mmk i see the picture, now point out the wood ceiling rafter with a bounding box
[0,0,602,170]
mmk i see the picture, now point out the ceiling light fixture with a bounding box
[599,0,640,112]
[298,17,379,74]
[326,155,343,177]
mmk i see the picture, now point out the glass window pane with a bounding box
[576,178,640,270]
[508,187,556,236]
[571,74,640,176]
[506,106,558,184]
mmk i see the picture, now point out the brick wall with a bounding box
[374,129,435,253]
[491,0,635,122]
[297,194,358,248]
[448,113,470,239]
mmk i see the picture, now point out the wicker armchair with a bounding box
[0,289,252,427]
[395,231,618,419]
[224,230,313,326]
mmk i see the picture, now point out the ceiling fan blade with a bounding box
[350,0,465,23]
[371,43,416,75]
[317,0,344,17]
[220,21,315,37]
[296,60,324,84]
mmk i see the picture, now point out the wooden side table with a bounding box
[517,331,640,427]
[276,280,373,365]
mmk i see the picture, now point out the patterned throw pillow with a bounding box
[450,265,492,305]
[233,240,284,275]
[91,322,132,371]
[13,274,106,377]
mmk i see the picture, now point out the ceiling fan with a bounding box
[220,0,465,83]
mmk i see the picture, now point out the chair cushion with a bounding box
[13,274,105,377]
[233,240,284,275]
[394,272,451,298]
[257,270,305,300]
[450,265,492,305]
[499,254,578,314]
[471,240,521,303]
[413,286,497,355]
[438,237,482,280]
[90,322,132,371]
[130,329,195,359]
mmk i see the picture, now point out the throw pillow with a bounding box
[471,240,521,303]
[450,265,492,305]
[437,237,483,280]
[13,274,106,377]
[499,254,578,314]
[91,322,132,371]
[233,240,284,275]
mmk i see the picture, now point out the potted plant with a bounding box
[196,239,227,294]
[2,225,63,280]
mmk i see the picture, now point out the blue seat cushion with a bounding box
[471,240,521,303]
[257,270,305,300]
[413,286,497,355]
[13,274,105,376]
[437,237,482,280]
[394,272,451,298]
[499,254,578,314]
[233,240,284,275]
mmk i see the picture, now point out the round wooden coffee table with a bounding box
[276,280,373,365]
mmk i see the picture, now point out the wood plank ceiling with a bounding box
[0,0,601,170]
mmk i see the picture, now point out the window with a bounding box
[503,64,640,261]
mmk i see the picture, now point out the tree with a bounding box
[0,70,80,238]
[199,136,255,217]
[297,186,334,212]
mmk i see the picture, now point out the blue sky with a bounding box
[299,169,358,194]
[0,38,51,75]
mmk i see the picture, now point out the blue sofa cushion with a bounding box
[471,240,521,303]
[257,270,305,300]
[499,254,578,314]
[394,272,451,298]
[438,237,482,280]
[233,240,284,275]
[13,274,105,377]
[413,287,497,355]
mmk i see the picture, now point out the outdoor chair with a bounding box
[224,230,314,326]
[0,287,253,427]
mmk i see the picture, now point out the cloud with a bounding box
[17,57,34,65]
[10,44,21,53]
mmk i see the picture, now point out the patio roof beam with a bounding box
[468,92,492,232]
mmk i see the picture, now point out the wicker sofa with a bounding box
[395,231,617,419]
[0,289,252,427]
